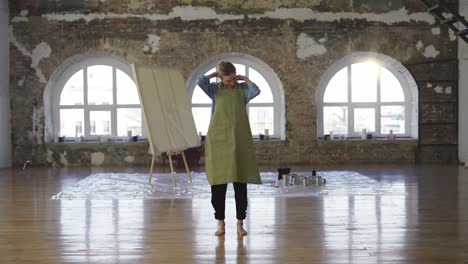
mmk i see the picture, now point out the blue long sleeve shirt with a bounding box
[197,75,261,117]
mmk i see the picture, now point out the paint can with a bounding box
[290,175,296,186]
[311,176,317,185]
[299,177,303,185]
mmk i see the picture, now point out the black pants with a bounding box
[211,182,248,220]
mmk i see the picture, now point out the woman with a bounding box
[197,61,262,236]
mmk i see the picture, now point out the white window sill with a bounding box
[253,137,284,142]
[317,137,417,142]
[53,138,148,144]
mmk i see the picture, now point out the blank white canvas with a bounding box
[131,65,201,154]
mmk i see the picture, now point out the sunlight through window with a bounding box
[319,57,413,138]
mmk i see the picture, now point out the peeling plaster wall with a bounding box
[460,0,468,164]
[0,0,11,168]
[8,0,460,167]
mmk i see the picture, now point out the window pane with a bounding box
[354,108,375,133]
[192,86,212,104]
[192,107,211,135]
[206,68,216,76]
[324,106,348,134]
[116,69,140,105]
[248,68,274,103]
[60,109,84,137]
[192,68,218,104]
[324,67,347,103]
[206,68,219,82]
[381,67,404,102]
[352,63,378,102]
[234,64,246,76]
[87,65,113,105]
[249,107,274,135]
[381,106,405,134]
[60,70,84,106]
[117,108,142,136]
[90,111,111,135]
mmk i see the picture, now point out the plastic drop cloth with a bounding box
[51,171,408,200]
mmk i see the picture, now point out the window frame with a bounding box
[46,53,146,142]
[316,52,418,139]
[187,53,286,140]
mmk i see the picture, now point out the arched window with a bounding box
[44,53,144,142]
[317,52,418,139]
[187,53,285,140]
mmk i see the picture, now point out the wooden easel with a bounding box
[131,64,200,188]
[148,150,192,186]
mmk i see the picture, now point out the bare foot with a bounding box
[237,220,248,236]
[215,220,225,236]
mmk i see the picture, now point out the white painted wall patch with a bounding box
[143,34,160,54]
[60,152,68,166]
[39,6,435,25]
[91,152,105,166]
[296,33,327,59]
[11,10,29,22]
[9,26,52,83]
[416,40,440,58]
[124,155,135,163]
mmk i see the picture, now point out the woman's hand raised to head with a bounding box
[236,75,252,85]
[207,72,220,79]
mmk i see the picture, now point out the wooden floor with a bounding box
[0,164,467,264]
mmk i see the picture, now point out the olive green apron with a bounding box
[205,84,262,185]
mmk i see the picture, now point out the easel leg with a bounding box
[168,152,176,187]
[181,151,192,183]
[148,155,155,185]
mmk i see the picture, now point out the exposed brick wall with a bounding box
[8,0,459,166]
